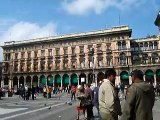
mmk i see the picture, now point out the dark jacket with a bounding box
[121,81,155,120]
[92,87,99,108]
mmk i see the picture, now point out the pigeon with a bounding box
[48,106,51,109]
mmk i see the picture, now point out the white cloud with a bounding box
[62,0,146,15]
[0,21,57,45]
[0,21,57,61]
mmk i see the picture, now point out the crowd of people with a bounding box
[75,68,155,120]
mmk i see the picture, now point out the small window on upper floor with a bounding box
[97,44,101,52]
[21,52,25,59]
[41,50,45,57]
[28,52,31,58]
[64,47,68,55]
[71,47,75,55]
[34,51,38,58]
[56,48,60,55]
[48,49,52,56]
[79,46,84,54]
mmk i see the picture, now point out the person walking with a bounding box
[99,68,122,120]
[121,69,155,120]
[84,84,94,120]
[32,85,35,100]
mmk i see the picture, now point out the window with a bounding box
[71,47,75,55]
[48,49,52,56]
[64,48,68,55]
[56,48,60,55]
[79,46,84,54]
[21,52,25,59]
[15,53,18,60]
[34,51,38,58]
[41,50,45,57]
[28,52,31,58]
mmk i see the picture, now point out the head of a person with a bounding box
[85,84,91,88]
[131,69,144,82]
[105,68,116,84]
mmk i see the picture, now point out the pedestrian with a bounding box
[84,84,93,120]
[32,85,35,100]
[92,81,101,117]
[71,86,76,101]
[121,69,155,120]
[99,68,122,120]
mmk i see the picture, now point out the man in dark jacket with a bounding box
[121,69,155,120]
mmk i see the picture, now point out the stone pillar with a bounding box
[18,79,20,88]
[24,76,26,85]
[38,76,40,87]
[38,58,41,71]
[86,75,88,84]
[77,77,79,85]
[154,75,157,86]
[129,76,132,85]
[61,76,63,87]
[95,73,97,87]
[143,76,146,81]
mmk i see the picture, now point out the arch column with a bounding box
[143,76,146,81]
[95,73,97,87]
[129,76,132,85]
[18,77,20,88]
[154,74,157,86]
[61,76,63,87]
[86,74,88,84]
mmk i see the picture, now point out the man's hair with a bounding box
[105,68,116,78]
[131,69,144,80]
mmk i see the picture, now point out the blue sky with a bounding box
[0,0,160,60]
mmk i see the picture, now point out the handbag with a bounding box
[80,97,92,107]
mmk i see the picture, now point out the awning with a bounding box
[145,71,154,76]
[41,76,46,85]
[72,75,78,83]
[49,76,54,84]
[121,74,129,79]
[56,75,61,84]
[64,75,69,84]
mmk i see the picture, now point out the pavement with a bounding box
[0,93,160,120]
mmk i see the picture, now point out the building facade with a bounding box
[1,25,160,90]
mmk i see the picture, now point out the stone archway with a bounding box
[145,69,154,84]
[88,73,95,84]
[55,74,61,87]
[120,71,129,86]
[40,75,46,86]
[97,72,105,84]
[71,73,78,86]
[4,76,9,86]
[19,76,24,86]
[26,76,31,87]
[13,76,18,92]
[33,75,38,87]
[62,74,69,87]
[156,69,160,84]
[79,73,86,85]
[47,75,54,87]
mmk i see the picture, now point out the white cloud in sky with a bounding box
[0,21,57,45]
[62,0,146,15]
[0,21,57,61]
